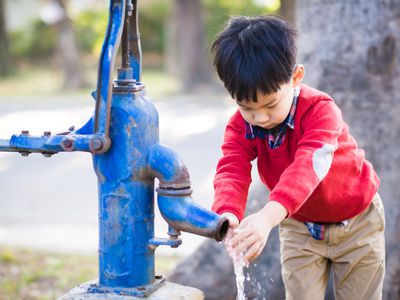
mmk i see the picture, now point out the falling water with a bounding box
[224,228,247,300]
[232,252,247,300]
[223,228,271,300]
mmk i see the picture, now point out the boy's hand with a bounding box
[221,212,239,229]
[221,212,239,247]
[229,211,272,265]
[226,201,288,265]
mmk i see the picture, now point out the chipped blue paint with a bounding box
[93,88,158,288]
[0,0,229,297]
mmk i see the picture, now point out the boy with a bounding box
[211,15,385,300]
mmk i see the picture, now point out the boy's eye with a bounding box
[266,98,280,108]
[266,103,278,109]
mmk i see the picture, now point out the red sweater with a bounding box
[212,84,380,223]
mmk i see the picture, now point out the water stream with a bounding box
[232,252,247,300]
[224,228,247,300]
[224,228,269,300]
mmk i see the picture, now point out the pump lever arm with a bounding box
[92,0,127,153]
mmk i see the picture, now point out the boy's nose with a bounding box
[254,111,269,125]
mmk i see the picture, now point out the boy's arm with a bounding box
[270,99,343,217]
[212,111,257,221]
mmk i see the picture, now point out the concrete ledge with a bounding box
[57,281,204,300]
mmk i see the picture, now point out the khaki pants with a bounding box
[279,194,385,300]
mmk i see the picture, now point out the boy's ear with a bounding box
[292,64,305,87]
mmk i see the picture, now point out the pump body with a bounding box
[0,0,228,298]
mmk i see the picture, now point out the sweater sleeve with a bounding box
[270,99,343,216]
[212,111,257,221]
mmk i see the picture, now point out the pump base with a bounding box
[57,281,204,300]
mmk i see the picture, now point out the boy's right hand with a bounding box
[221,212,239,255]
[221,212,239,230]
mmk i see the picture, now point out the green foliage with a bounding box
[8,2,170,63]
[7,1,278,64]
[9,19,56,61]
[74,10,108,55]
[203,0,278,46]
[139,1,171,53]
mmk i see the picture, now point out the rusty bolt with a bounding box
[20,151,30,157]
[91,138,103,151]
[62,139,74,150]
[42,152,53,158]
[21,130,29,135]
[68,125,75,132]
[44,131,51,136]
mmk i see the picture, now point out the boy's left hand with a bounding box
[229,211,273,265]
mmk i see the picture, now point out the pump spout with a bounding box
[157,188,229,242]
[149,144,229,242]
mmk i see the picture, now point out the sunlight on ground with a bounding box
[0,108,93,137]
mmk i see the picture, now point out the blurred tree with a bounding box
[54,0,87,89]
[166,0,213,92]
[278,0,295,25]
[41,0,87,90]
[0,0,11,76]
[166,0,275,92]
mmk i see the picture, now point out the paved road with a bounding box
[0,93,239,257]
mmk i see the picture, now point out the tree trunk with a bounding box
[296,1,400,299]
[54,0,87,90]
[279,0,296,25]
[0,0,11,76]
[165,0,213,92]
[165,1,180,78]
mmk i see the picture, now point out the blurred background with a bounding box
[0,0,280,299]
[0,0,281,94]
[1,0,399,299]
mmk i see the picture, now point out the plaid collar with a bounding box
[245,87,300,146]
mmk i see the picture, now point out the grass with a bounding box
[0,63,181,102]
[0,246,182,300]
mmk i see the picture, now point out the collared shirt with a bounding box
[245,86,300,148]
[304,220,349,241]
[244,86,348,241]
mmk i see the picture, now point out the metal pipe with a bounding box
[121,10,130,68]
[129,0,142,81]
[149,143,229,242]
[149,143,191,189]
[157,188,229,242]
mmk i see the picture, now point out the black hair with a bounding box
[211,15,297,102]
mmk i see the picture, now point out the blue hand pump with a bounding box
[0,0,228,297]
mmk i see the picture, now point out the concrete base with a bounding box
[57,281,204,300]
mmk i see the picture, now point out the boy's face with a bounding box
[236,65,304,130]
[236,82,295,130]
